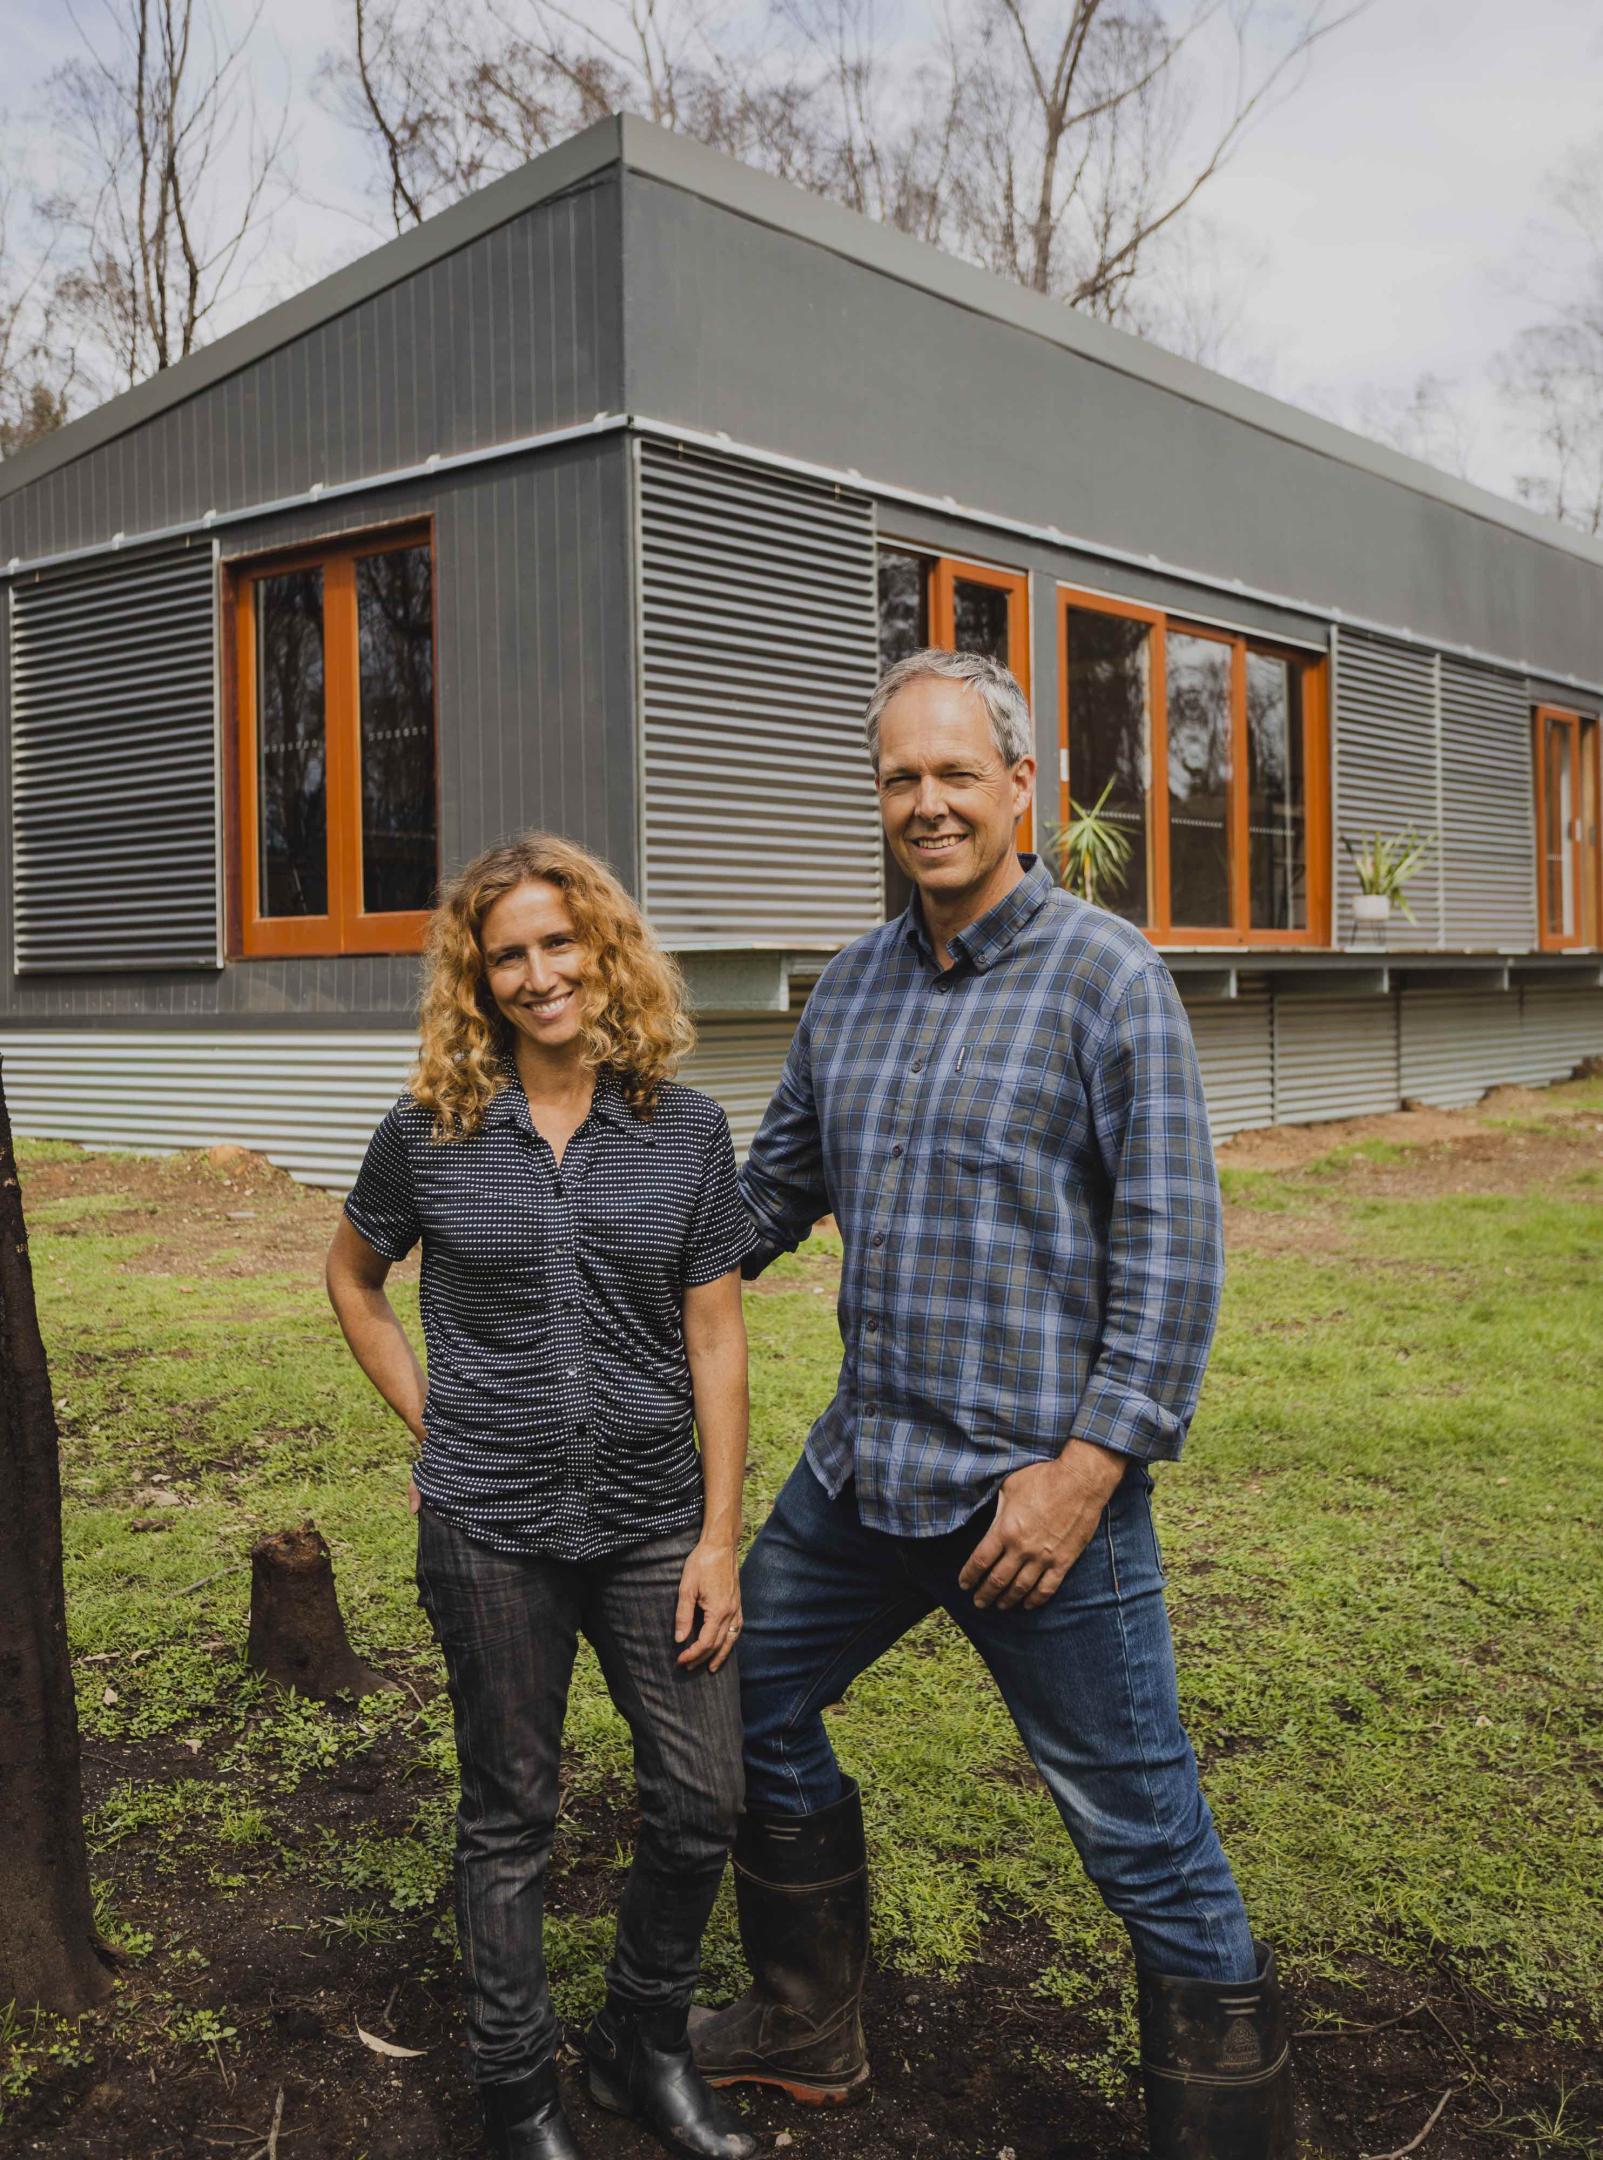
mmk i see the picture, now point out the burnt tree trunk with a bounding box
[0,1068,115,2012]
[246,1525,398,1699]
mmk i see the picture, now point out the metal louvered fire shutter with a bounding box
[1332,629,1442,948]
[9,540,220,971]
[1439,661,1535,950]
[1272,995,1400,1124]
[638,442,881,948]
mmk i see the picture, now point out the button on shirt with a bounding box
[344,1073,758,1561]
[737,859,1225,1537]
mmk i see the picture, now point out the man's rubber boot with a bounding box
[478,2059,584,2160]
[585,1999,757,2160]
[687,1777,870,2105]
[1137,1941,1295,2160]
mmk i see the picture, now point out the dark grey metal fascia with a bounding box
[628,419,1603,701]
[6,406,1603,704]
[611,116,1603,577]
[2,414,631,578]
[0,117,629,506]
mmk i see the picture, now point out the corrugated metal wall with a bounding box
[1333,630,1443,946]
[1185,984,1273,1138]
[1273,994,1402,1123]
[10,539,219,973]
[0,442,637,1021]
[0,178,622,565]
[0,1015,800,1189]
[1399,989,1527,1106]
[1440,661,1535,949]
[637,442,882,946]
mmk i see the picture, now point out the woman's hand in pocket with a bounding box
[407,1478,422,1517]
[675,1541,742,1672]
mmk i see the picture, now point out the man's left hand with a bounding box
[959,1440,1129,1611]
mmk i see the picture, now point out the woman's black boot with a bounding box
[1137,1942,1295,2160]
[478,2059,584,2160]
[585,1998,757,2160]
[687,1777,870,2103]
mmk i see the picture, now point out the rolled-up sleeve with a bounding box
[736,1004,831,1277]
[1074,963,1223,1463]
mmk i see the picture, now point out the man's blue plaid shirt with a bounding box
[737,857,1225,1537]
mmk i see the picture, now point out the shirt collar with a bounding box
[483,1065,654,1139]
[901,855,1055,974]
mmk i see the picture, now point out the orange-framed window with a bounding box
[876,544,1034,851]
[233,528,439,957]
[1534,704,1601,951]
[1058,586,1330,946]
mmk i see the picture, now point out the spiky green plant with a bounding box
[1050,779,1135,909]
[1341,826,1434,923]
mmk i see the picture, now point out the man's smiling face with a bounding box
[875,674,1034,911]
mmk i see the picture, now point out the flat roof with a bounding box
[6,112,1603,578]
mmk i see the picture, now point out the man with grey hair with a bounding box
[691,648,1292,2158]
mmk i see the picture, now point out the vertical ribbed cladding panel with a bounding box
[1440,662,1535,949]
[9,539,219,971]
[681,1014,799,1156]
[1515,988,1603,1083]
[1399,988,1525,1107]
[638,443,882,946]
[1332,631,1442,947]
[1183,983,1273,1137]
[1272,995,1400,1123]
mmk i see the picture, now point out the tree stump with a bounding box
[0,1069,116,2012]
[246,1525,399,1699]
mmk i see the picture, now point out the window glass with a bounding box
[1166,630,1233,927]
[877,550,929,673]
[1246,650,1306,930]
[1065,606,1148,924]
[256,569,327,918]
[358,546,437,914]
[1545,716,1575,938]
[952,577,1010,663]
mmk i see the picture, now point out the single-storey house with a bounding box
[1,114,1599,1183]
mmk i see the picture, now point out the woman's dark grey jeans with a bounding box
[416,1505,745,2085]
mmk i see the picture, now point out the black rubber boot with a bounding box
[687,1777,870,2104]
[478,2059,584,2160]
[1137,1941,1295,2160]
[585,1999,758,2160]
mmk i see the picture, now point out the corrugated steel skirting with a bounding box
[0,1018,801,1189]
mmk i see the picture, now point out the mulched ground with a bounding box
[6,1097,1602,2159]
[10,1708,1598,2160]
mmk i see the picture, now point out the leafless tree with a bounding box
[40,0,293,396]
[0,181,75,459]
[327,0,1364,337]
[1494,138,1603,535]
[1352,371,1476,483]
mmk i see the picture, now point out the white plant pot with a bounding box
[1352,894,1393,925]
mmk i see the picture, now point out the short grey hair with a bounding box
[864,648,1034,770]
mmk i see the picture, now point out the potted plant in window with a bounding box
[1342,827,1433,943]
[1050,779,1135,909]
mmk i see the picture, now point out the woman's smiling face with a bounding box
[481,878,590,1053]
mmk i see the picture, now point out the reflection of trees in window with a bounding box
[257,570,326,918]
[1166,632,1231,926]
[877,550,929,673]
[1066,607,1148,923]
[357,547,436,913]
[1246,652,1305,929]
[952,578,1008,661]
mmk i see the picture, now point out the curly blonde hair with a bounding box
[411,834,694,1138]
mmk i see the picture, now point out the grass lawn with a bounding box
[2,1077,1601,2159]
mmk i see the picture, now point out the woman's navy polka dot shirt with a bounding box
[343,1069,759,1561]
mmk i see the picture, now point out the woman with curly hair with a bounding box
[326,834,759,2160]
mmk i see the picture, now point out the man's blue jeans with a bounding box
[737,1456,1257,1983]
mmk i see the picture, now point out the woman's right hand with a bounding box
[407,1477,422,1516]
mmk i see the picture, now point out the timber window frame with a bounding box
[231,524,439,959]
[1533,704,1602,952]
[1058,584,1331,948]
[876,543,1034,850]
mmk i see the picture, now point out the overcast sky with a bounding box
[9,0,1603,504]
